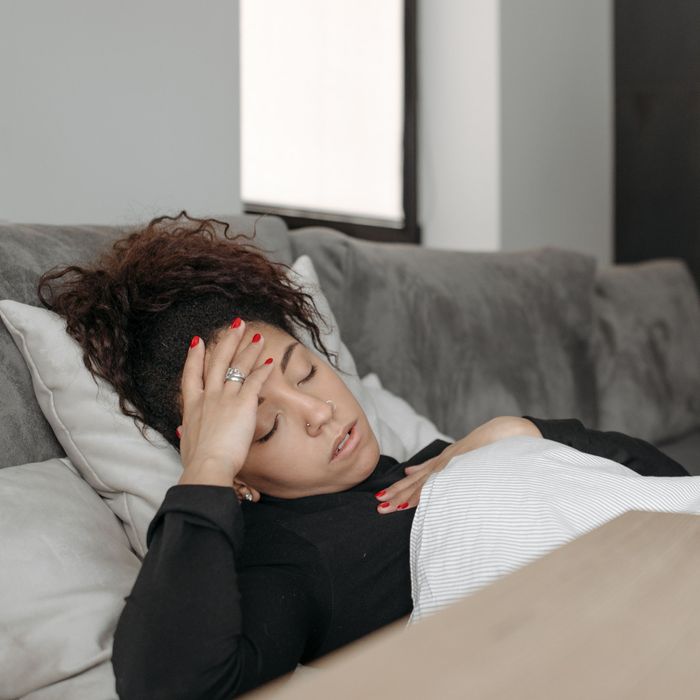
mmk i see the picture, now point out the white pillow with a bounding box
[0,458,139,700]
[0,256,450,556]
[0,301,183,559]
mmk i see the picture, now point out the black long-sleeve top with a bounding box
[112,418,689,699]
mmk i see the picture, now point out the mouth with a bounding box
[330,421,359,463]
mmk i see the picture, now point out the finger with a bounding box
[377,484,424,515]
[221,332,267,394]
[181,335,205,418]
[404,456,438,475]
[236,355,275,400]
[205,317,247,392]
[374,471,424,504]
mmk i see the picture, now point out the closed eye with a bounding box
[257,415,279,444]
[299,364,317,384]
[257,364,317,444]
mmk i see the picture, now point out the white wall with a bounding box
[418,0,500,251]
[0,0,241,225]
[419,0,613,264]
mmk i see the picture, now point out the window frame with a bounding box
[242,0,419,245]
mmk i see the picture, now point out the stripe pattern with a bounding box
[409,436,700,623]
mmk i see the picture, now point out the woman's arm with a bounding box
[114,318,322,697]
[112,484,315,699]
[374,415,690,512]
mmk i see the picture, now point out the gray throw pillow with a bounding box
[290,228,598,439]
[594,259,700,443]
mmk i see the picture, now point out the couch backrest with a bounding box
[594,258,700,443]
[0,215,292,468]
[290,227,599,439]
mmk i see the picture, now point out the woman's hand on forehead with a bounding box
[176,318,275,487]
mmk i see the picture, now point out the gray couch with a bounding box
[2,214,700,474]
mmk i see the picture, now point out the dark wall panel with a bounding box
[615,0,700,286]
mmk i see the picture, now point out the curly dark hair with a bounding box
[37,211,334,449]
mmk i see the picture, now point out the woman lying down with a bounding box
[38,214,694,699]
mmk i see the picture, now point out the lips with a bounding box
[330,421,357,462]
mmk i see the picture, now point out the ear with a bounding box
[233,478,261,503]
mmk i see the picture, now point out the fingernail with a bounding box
[190,336,200,348]
[252,333,261,343]
[379,502,391,509]
[397,502,409,510]
[264,357,273,365]
[175,427,182,439]
[230,317,242,329]
[375,489,386,499]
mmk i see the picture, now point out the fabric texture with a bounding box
[410,435,700,623]
[594,259,700,443]
[290,227,599,439]
[0,258,448,556]
[0,457,139,700]
[0,216,293,469]
[659,428,700,476]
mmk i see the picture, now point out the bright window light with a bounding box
[240,0,404,226]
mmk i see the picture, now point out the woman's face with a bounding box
[206,322,380,499]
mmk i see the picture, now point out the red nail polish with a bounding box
[264,357,273,365]
[397,502,409,510]
[190,336,200,348]
[375,490,386,499]
[231,317,242,329]
[252,333,261,343]
[380,502,391,509]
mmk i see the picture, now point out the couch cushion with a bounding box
[594,259,700,444]
[290,228,598,439]
[0,215,291,468]
[0,457,139,699]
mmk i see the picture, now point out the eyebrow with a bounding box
[257,341,298,406]
[281,341,299,374]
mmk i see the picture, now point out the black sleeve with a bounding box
[112,485,318,699]
[523,416,690,477]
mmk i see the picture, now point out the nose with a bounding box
[304,397,335,435]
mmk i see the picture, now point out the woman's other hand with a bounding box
[374,416,542,514]
[177,319,275,487]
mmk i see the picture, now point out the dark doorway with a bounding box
[615,0,700,287]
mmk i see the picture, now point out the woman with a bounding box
[38,213,689,698]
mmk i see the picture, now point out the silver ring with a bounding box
[244,491,253,502]
[225,367,246,384]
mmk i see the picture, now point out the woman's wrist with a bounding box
[178,459,237,487]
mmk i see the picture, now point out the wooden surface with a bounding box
[249,511,700,699]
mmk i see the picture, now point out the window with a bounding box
[240,0,418,243]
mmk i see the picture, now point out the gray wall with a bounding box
[419,0,613,263]
[500,0,613,263]
[0,0,241,225]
